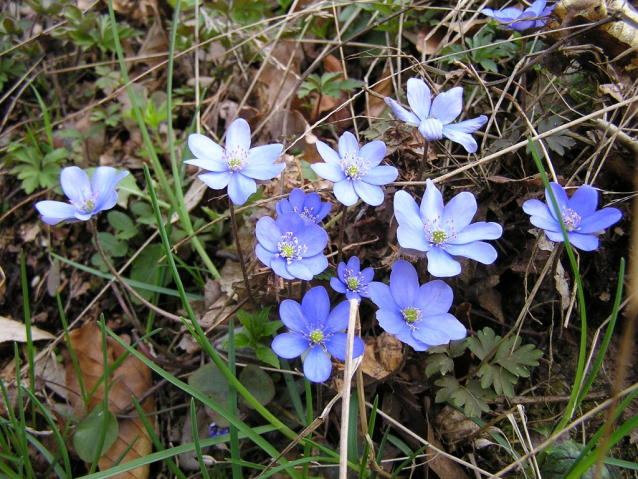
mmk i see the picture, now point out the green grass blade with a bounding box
[190,399,211,479]
[227,321,242,479]
[20,250,36,426]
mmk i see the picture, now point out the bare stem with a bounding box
[337,204,347,265]
[229,201,258,308]
[416,140,429,180]
[90,220,182,323]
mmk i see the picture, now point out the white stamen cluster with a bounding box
[276,231,308,264]
[561,207,581,232]
[424,216,458,247]
[70,191,99,213]
[400,306,423,330]
[341,151,370,181]
[294,206,319,223]
[224,146,249,172]
[343,268,367,294]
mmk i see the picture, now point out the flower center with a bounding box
[308,329,324,344]
[276,231,308,264]
[71,191,99,213]
[295,206,319,222]
[401,306,422,327]
[424,216,457,247]
[347,277,360,290]
[224,147,248,173]
[561,207,581,232]
[341,151,370,181]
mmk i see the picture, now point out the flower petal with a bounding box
[354,180,384,206]
[198,171,232,190]
[546,183,569,221]
[185,158,228,172]
[325,300,350,333]
[246,144,283,166]
[421,179,444,224]
[376,309,408,335]
[359,141,386,168]
[296,224,328,256]
[418,118,444,142]
[35,201,77,225]
[577,208,622,234]
[394,190,425,232]
[301,286,330,326]
[442,117,488,153]
[333,180,359,206]
[566,232,600,252]
[300,253,328,277]
[60,166,91,204]
[227,173,257,205]
[363,165,398,186]
[415,313,467,345]
[188,133,225,163]
[331,277,347,293]
[414,280,453,314]
[271,257,295,280]
[568,185,598,216]
[360,267,374,284]
[317,202,332,222]
[384,97,421,126]
[446,241,498,265]
[225,118,251,152]
[303,346,332,383]
[430,87,463,125]
[451,222,503,244]
[346,256,360,272]
[338,131,360,158]
[426,247,461,277]
[279,299,308,332]
[255,216,280,252]
[394,328,429,351]
[286,260,314,280]
[412,322,455,346]
[311,163,346,183]
[523,199,555,224]
[368,282,397,312]
[255,244,276,268]
[272,333,309,359]
[325,334,364,361]
[288,188,306,208]
[316,141,342,166]
[441,191,477,230]
[241,161,285,181]
[528,0,547,15]
[389,260,419,309]
[406,78,432,120]
[397,225,430,252]
[90,166,115,194]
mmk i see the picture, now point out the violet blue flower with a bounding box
[522,182,622,251]
[384,78,487,153]
[272,286,365,383]
[35,166,128,225]
[483,0,554,31]
[368,260,466,351]
[330,256,374,302]
[255,212,328,280]
[276,188,332,225]
[311,132,398,207]
[394,179,503,277]
[186,118,285,206]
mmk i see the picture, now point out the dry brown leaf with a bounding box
[366,67,392,118]
[360,333,403,381]
[137,17,168,70]
[66,323,153,478]
[426,421,469,479]
[0,316,55,343]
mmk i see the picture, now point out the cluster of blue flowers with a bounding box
[35,9,624,382]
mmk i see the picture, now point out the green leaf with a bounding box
[261,320,283,337]
[434,376,460,403]
[435,377,493,417]
[238,365,275,408]
[130,244,168,302]
[541,440,619,479]
[236,309,254,330]
[72,404,119,462]
[233,333,251,349]
[478,363,517,397]
[107,211,138,240]
[466,327,499,361]
[256,346,280,369]
[495,340,543,377]
[425,353,455,377]
[96,232,128,258]
[300,159,317,180]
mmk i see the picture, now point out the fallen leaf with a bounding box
[66,323,153,478]
[0,316,55,343]
[366,67,392,118]
[360,333,403,381]
[426,422,469,479]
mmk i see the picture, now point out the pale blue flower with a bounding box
[384,78,487,153]
[394,179,503,277]
[255,212,328,280]
[276,188,332,225]
[330,256,374,302]
[35,166,128,225]
[483,0,554,31]
[272,286,365,383]
[311,132,398,207]
[523,182,622,251]
[186,118,285,206]
[368,260,466,351]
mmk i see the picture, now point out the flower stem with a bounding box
[417,140,430,180]
[89,220,182,323]
[228,201,258,308]
[337,204,347,265]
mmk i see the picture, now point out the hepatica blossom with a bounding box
[255,212,328,280]
[272,286,365,383]
[483,0,554,31]
[330,256,374,302]
[522,182,622,251]
[311,131,398,207]
[384,78,487,153]
[394,179,503,277]
[186,118,284,206]
[276,188,332,225]
[35,166,128,225]
[368,260,466,351]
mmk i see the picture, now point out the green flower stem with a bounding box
[229,201,258,307]
[417,140,430,180]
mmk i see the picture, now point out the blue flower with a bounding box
[271,286,365,383]
[522,182,622,251]
[186,118,285,206]
[483,0,554,31]
[394,179,503,277]
[368,260,466,351]
[330,256,374,302]
[255,212,328,280]
[384,78,487,153]
[276,188,332,225]
[311,131,398,207]
[35,166,128,225]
